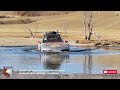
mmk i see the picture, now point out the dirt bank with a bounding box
[0,37,119,47]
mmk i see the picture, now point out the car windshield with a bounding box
[43,34,63,43]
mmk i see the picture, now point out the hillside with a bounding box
[0,11,120,46]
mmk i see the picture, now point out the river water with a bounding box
[0,46,120,74]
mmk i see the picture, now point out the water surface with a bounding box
[0,46,120,74]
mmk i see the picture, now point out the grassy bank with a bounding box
[0,11,120,46]
[0,37,39,46]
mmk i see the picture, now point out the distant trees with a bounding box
[12,11,73,17]
[0,18,35,24]
[83,11,93,40]
[12,11,42,16]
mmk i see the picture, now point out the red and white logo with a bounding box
[3,66,13,77]
[103,70,117,74]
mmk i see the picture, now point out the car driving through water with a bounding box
[37,31,70,52]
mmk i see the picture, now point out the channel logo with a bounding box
[103,70,117,74]
[3,66,13,77]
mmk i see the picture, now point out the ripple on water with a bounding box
[0,46,120,74]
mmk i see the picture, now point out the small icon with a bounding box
[103,70,117,74]
[3,66,13,77]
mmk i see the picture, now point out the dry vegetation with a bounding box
[0,18,35,24]
[0,11,119,46]
[12,11,73,16]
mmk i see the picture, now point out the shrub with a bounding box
[0,18,35,24]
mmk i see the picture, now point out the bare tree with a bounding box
[83,11,93,40]
[83,11,87,40]
[88,11,93,40]
[24,26,35,38]
[59,23,69,34]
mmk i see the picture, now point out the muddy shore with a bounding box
[0,37,119,47]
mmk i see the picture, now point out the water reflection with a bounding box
[40,52,69,70]
[39,48,94,74]
[0,46,120,74]
[83,49,93,74]
[102,46,120,51]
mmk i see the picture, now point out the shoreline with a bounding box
[0,37,119,47]
[0,44,119,47]
[0,41,119,47]
[0,45,36,47]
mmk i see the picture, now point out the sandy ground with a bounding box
[0,70,120,79]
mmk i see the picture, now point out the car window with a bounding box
[43,35,63,43]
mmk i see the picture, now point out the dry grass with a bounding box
[0,11,120,46]
[0,37,39,46]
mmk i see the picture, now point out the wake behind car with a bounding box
[38,31,70,52]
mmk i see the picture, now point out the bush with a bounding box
[12,11,73,16]
[0,16,9,18]
[0,18,35,24]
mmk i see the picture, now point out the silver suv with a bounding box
[38,31,70,52]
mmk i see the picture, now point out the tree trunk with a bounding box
[87,11,93,40]
[83,11,88,40]
[88,31,92,40]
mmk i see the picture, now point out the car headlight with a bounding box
[65,44,69,47]
[65,46,67,47]
[57,45,61,47]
